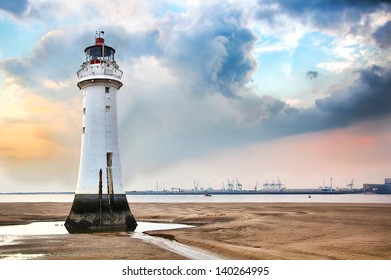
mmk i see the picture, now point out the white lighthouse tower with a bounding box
[65,32,137,233]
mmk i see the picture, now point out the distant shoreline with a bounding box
[1,189,390,195]
[0,192,75,195]
[126,189,370,195]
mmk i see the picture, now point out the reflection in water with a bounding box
[0,235,20,246]
[0,221,219,260]
[132,232,222,260]
[0,221,191,236]
[0,221,68,236]
[0,253,45,260]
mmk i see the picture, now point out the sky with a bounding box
[0,0,390,192]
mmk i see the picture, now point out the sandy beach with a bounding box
[0,202,390,260]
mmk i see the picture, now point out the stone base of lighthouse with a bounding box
[65,194,137,233]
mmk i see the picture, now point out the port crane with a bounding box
[263,179,285,191]
[193,180,199,190]
[254,180,259,191]
[227,178,234,191]
[347,178,354,190]
[236,178,243,191]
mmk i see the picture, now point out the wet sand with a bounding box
[0,202,390,260]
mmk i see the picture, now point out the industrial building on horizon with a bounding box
[363,178,391,194]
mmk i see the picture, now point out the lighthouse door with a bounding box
[106,152,113,167]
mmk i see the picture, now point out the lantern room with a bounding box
[84,37,116,64]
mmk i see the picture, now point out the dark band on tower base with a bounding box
[65,194,137,233]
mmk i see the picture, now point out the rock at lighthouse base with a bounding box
[65,194,137,233]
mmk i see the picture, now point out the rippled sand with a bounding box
[0,202,390,259]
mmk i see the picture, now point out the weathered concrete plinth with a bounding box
[65,194,137,233]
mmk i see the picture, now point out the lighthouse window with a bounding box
[106,106,111,112]
[85,45,115,62]
[83,108,86,114]
[105,87,110,93]
[86,46,102,60]
[82,127,85,134]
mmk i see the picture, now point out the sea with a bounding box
[0,193,390,203]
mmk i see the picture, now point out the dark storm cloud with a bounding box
[315,65,391,125]
[0,0,28,17]
[373,20,391,49]
[306,71,319,79]
[275,0,387,14]
[250,64,391,141]
[257,0,389,29]
[264,64,391,137]
[159,4,258,98]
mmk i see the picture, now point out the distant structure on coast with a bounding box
[128,177,391,195]
[363,178,391,194]
[65,32,137,233]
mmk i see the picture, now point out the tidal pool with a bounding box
[0,221,191,236]
[0,221,221,260]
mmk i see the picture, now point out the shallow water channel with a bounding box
[0,221,221,260]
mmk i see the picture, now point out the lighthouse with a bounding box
[65,32,137,233]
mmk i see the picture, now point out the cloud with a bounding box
[275,0,386,13]
[107,28,162,60]
[243,64,391,141]
[157,3,258,98]
[258,0,388,28]
[306,70,319,79]
[255,0,390,79]
[315,65,391,124]
[373,20,391,49]
[0,0,28,17]
[0,0,390,190]
[140,117,391,189]
[21,0,160,32]
[0,29,84,188]
[118,61,391,184]
[0,30,79,94]
[256,0,391,57]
